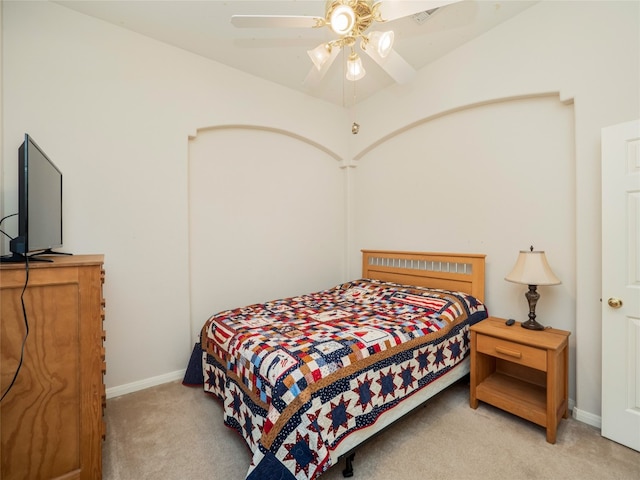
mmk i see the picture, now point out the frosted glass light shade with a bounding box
[307,43,331,70]
[369,30,394,58]
[505,250,561,286]
[346,53,365,81]
[330,5,356,35]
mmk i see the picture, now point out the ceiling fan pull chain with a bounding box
[352,76,360,134]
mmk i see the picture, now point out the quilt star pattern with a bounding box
[188,279,488,480]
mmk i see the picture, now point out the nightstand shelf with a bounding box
[476,373,547,426]
[470,317,570,444]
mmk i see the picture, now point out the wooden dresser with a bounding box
[1,255,106,479]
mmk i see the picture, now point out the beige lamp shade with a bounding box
[505,249,561,286]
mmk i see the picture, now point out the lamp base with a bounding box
[521,285,545,331]
[521,319,545,331]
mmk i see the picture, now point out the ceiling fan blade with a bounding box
[375,0,460,22]
[303,47,341,87]
[363,46,416,84]
[231,15,324,29]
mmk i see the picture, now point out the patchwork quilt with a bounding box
[188,279,488,480]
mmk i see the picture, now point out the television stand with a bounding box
[31,249,73,257]
[1,249,74,263]
[0,253,52,263]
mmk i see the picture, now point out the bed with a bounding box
[184,250,488,479]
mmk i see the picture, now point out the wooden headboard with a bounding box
[361,250,486,302]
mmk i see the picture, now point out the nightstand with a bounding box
[470,317,570,444]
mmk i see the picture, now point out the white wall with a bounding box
[352,94,576,395]
[1,0,346,393]
[188,126,346,341]
[349,0,640,419]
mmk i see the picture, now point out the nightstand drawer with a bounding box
[476,334,547,371]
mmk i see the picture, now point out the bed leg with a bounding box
[342,452,356,478]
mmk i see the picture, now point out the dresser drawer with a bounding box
[476,334,547,371]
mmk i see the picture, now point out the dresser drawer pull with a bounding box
[495,346,522,359]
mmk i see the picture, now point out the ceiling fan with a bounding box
[231,0,460,87]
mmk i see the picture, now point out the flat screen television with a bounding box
[2,134,64,262]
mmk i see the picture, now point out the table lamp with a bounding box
[505,246,561,330]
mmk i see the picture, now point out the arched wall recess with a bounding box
[187,124,347,340]
[189,124,345,165]
[348,92,577,402]
[350,92,575,164]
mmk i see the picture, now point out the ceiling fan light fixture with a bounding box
[330,4,356,35]
[346,52,365,81]
[307,43,332,70]
[369,30,394,58]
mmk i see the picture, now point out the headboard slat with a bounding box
[361,250,486,302]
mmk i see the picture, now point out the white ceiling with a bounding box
[54,0,538,106]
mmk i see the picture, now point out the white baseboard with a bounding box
[105,374,604,432]
[573,405,602,429]
[106,369,186,399]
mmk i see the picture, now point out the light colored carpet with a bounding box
[103,379,640,479]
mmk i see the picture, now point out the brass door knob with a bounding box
[607,297,623,309]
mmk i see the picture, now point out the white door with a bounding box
[601,119,640,451]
